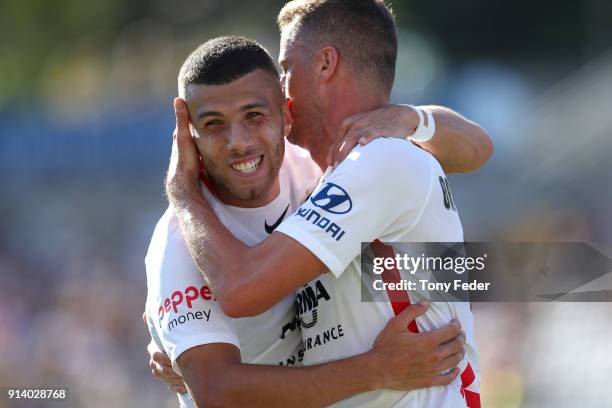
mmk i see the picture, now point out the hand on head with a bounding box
[166,98,202,202]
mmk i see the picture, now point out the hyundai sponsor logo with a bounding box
[310,183,352,214]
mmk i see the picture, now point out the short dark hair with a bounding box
[278,0,397,93]
[178,36,279,94]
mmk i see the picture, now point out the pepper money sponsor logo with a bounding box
[294,182,352,242]
[158,285,215,332]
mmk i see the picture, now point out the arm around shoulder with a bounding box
[417,105,493,173]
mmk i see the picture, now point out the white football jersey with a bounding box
[145,140,321,408]
[276,138,480,408]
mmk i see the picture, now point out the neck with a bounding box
[312,90,389,170]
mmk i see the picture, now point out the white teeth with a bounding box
[231,157,262,173]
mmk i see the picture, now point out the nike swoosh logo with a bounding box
[265,204,290,234]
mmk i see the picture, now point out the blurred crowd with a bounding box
[1,0,611,407]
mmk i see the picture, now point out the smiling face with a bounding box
[185,69,290,208]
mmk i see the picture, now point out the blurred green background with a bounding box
[1,0,611,407]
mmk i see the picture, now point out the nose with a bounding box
[226,122,255,155]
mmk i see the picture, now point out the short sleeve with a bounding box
[275,138,434,277]
[145,210,241,372]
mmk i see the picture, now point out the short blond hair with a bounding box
[278,0,397,93]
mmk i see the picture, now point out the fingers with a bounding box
[152,363,180,381]
[337,115,359,147]
[429,367,460,387]
[327,137,351,167]
[152,356,186,394]
[333,140,351,165]
[150,357,181,381]
[149,358,169,377]
[351,130,388,149]
[168,383,187,394]
[330,122,389,167]
[329,128,364,166]
[358,133,378,146]
[174,97,191,143]
[329,114,362,166]
[326,148,333,168]
[148,346,184,390]
[152,350,172,367]
[436,348,465,373]
[331,104,427,167]
[167,98,202,187]
[421,319,462,346]
[392,301,430,330]
[436,331,465,360]
[435,331,466,371]
[441,330,466,347]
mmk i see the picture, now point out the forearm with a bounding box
[168,179,326,317]
[168,181,250,299]
[196,353,381,408]
[416,105,493,174]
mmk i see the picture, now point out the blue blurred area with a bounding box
[0,105,172,179]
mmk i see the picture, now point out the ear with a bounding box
[282,97,294,138]
[318,46,339,83]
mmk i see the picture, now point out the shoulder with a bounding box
[331,138,435,193]
[348,138,432,172]
[145,207,181,269]
[145,206,202,292]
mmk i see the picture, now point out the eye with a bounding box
[246,111,262,119]
[205,119,224,127]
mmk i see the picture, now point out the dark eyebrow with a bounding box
[196,103,268,120]
[197,110,223,120]
[241,102,268,111]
